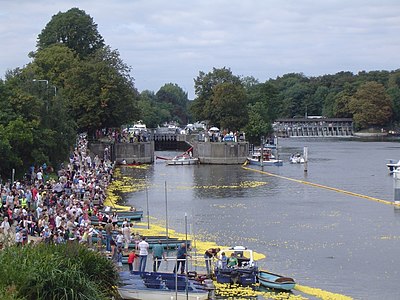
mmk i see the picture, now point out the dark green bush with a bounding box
[0,243,119,300]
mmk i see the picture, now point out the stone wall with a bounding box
[89,142,154,164]
[193,142,248,164]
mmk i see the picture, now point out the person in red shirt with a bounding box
[128,249,136,272]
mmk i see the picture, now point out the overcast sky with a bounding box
[1,0,399,99]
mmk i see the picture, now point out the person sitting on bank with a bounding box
[227,253,238,268]
[204,247,220,275]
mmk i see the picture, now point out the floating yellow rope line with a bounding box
[295,284,353,300]
[242,164,398,206]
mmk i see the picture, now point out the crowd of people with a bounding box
[95,128,149,144]
[0,132,241,275]
[0,134,113,249]
[0,133,170,273]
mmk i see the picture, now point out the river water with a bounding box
[121,138,400,300]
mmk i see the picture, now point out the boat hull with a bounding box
[247,158,283,166]
[118,287,208,300]
[166,158,199,165]
[92,236,189,250]
[214,267,258,286]
[118,271,209,300]
[258,271,295,291]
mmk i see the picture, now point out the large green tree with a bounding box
[209,82,247,130]
[191,67,242,123]
[243,102,272,144]
[349,81,393,129]
[63,46,138,133]
[37,7,105,58]
[156,83,189,124]
[0,7,140,179]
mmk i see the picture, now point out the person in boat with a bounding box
[227,253,238,268]
[220,252,228,269]
[204,247,220,275]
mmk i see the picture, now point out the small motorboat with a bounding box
[247,148,283,167]
[289,153,305,164]
[166,154,199,165]
[214,246,258,286]
[257,270,296,291]
[386,159,400,173]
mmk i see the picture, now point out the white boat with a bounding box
[386,159,400,173]
[166,154,199,165]
[289,153,305,164]
[128,121,147,135]
[118,271,209,300]
[247,148,283,166]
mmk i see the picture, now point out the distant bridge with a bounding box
[274,118,353,137]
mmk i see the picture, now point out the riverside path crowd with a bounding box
[0,134,115,249]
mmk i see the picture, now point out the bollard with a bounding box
[303,146,308,173]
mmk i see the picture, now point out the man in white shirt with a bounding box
[36,170,43,182]
[138,236,149,273]
[0,217,11,235]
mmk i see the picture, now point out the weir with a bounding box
[274,118,353,137]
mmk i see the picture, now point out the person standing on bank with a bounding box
[152,240,166,272]
[128,249,136,272]
[173,243,190,274]
[138,236,149,273]
[104,219,113,252]
[204,247,220,275]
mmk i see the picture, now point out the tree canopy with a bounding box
[37,8,105,58]
[349,81,393,129]
[0,8,139,179]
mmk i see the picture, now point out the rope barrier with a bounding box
[242,164,398,207]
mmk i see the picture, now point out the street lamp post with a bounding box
[33,79,57,112]
[33,79,57,96]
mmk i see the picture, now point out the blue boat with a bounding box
[118,271,210,300]
[91,235,190,251]
[214,246,258,286]
[89,211,143,226]
[257,270,296,291]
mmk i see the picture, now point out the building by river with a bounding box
[273,117,353,137]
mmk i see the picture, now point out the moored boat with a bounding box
[247,148,283,167]
[386,159,400,173]
[166,154,199,165]
[257,270,296,291]
[92,234,190,251]
[89,211,143,225]
[214,246,258,286]
[118,271,210,300]
[289,153,305,164]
